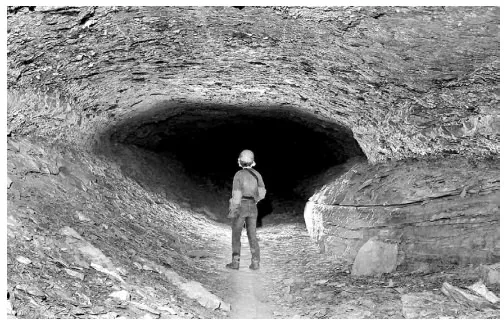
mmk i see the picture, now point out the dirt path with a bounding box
[217,225,273,318]
[226,263,273,318]
[215,214,320,319]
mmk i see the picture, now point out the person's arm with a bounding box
[229,172,242,210]
[256,172,266,202]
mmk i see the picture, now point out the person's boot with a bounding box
[249,259,260,270]
[225,255,240,270]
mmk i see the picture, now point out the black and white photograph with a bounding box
[5,2,500,320]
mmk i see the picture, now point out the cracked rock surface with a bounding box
[7,6,499,162]
[7,5,500,319]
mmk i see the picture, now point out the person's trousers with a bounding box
[231,200,260,263]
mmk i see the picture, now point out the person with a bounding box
[226,149,266,270]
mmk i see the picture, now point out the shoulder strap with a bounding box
[244,168,259,185]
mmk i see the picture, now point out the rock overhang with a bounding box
[7,6,500,165]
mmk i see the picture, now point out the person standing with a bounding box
[226,149,266,270]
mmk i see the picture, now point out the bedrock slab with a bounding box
[304,156,499,266]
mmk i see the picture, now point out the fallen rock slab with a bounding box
[441,282,497,310]
[467,281,500,304]
[180,280,226,310]
[138,257,229,311]
[351,236,398,276]
[60,226,124,282]
[90,262,124,283]
[64,268,85,280]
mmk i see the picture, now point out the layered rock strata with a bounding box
[7,6,500,269]
[7,6,499,163]
[304,156,499,266]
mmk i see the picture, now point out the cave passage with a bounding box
[108,102,365,221]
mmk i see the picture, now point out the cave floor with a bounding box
[6,138,500,319]
[7,199,500,319]
[210,214,500,319]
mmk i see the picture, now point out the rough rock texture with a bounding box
[7,136,230,319]
[7,6,499,163]
[401,292,461,319]
[7,5,500,303]
[6,137,500,319]
[304,156,499,265]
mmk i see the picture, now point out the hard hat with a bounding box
[238,149,255,164]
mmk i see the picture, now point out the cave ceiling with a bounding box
[7,6,500,163]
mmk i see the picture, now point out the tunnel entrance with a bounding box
[107,102,365,225]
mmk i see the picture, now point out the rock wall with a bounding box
[304,156,500,266]
[7,6,501,269]
[7,6,500,163]
[7,136,231,318]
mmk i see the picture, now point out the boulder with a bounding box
[351,236,398,276]
[478,263,500,285]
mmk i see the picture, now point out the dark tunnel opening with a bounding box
[107,103,366,224]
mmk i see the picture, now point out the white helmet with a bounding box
[238,149,256,167]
